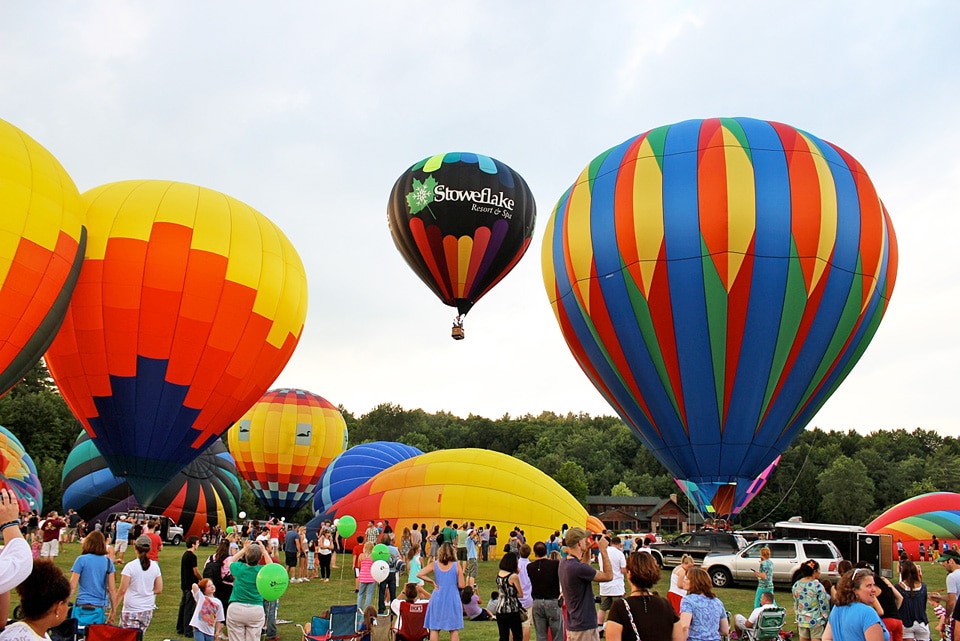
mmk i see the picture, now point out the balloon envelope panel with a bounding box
[0,425,42,512]
[229,388,348,515]
[61,431,241,536]
[867,492,960,545]
[0,118,86,397]
[313,441,422,515]
[321,448,588,545]
[542,118,898,518]
[387,152,536,316]
[45,180,308,504]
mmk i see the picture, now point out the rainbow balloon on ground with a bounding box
[313,441,422,515]
[867,492,960,557]
[45,180,308,504]
[229,389,348,516]
[317,448,588,545]
[0,425,42,512]
[543,117,898,518]
[0,118,86,397]
[61,431,241,536]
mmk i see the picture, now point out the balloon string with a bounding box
[741,428,820,530]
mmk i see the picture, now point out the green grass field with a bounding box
[23,543,948,641]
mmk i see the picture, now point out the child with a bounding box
[930,593,946,640]
[30,533,41,559]
[307,537,317,579]
[487,590,500,613]
[190,578,225,641]
[358,605,378,641]
[405,545,430,600]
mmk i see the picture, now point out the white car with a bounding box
[702,538,842,588]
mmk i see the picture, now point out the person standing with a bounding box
[284,524,302,583]
[39,511,66,558]
[144,520,163,562]
[528,541,563,641]
[679,568,729,641]
[496,552,525,641]
[111,536,162,634]
[559,528,613,641]
[114,515,132,564]
[940,550,960,640]
[177,536,202,636]
[793,560,830,641]
[604,551,680,641]
[668,554,695,614]
[226,540,270,641]
[418,541,465,641]
[753,546,775,607]
[598,535,627,631]
[822,568,889,641]
[317,526,335,582]
[464,528,480,588]
[896,560,929,641]
[69,531,117,628]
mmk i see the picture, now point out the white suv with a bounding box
[702,538,842,588]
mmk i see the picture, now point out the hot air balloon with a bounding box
[867,492,960,558]
[45,180,308,504]
[0,118,86,396]
[61,431,241,536]
[543,117,898,518]
[387,152,536,339]
[315,448,588,545]
[228,389,348,517]
[313,441,422,515]
[0,425,42,512]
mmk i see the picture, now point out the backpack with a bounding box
[202,555,223,584]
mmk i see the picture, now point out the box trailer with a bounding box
[774,518,894,578]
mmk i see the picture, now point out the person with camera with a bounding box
[528,541,564,641]
[559,528,613,641]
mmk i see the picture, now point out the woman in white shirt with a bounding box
[110,536,162,634]
[668,554,694,614]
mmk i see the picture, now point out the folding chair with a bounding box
[47,617,78,641]
[83,623,143,641]
[393,601,428,641]
[298,615,332,641]
[743,607,786,641]
[328,604,361,641]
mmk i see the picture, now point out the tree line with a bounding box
[2,362,957,528]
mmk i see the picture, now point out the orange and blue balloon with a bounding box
[0,118,86,396]
[45,181,308,504]
[543,117,898,518]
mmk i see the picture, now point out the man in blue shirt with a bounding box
[114,515,132,564]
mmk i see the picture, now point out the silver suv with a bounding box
[702,538,842,588]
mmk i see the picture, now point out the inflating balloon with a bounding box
[337,515,357,538]
[370,560,389,584]
[313,441,422,515]
[867,492,960,558]
[318,448,588,545]
[256,563,289,601]
[0,426,42,512]
[543,117,898,518]
[387,152,536,338]
[372,543,390,562]
[229,388,347,517]
[61,432,241,536]
[0,118,86,397]
[45,180,308,504]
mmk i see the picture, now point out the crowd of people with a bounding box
[1,507,959,641]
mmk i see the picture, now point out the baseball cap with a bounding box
[940,550,960,563]
[119,514,126,520]
[135,536,152,551]
[564,527,590,548]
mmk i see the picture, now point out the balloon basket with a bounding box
[451,325,465,340]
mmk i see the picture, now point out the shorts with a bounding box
[457,547,467,561]
[269,538,279,549]
[120,609,154,631]
[798,624,827,640]
[599,595,619,612]
[285,552,297,567]
[567,629,601,641]
[465,559,478,578]
[40,539,59,557]
[115,539,128,554]
[902,621,931,641]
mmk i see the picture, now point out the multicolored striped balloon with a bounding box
[387,152,536,319]
[0,118,86,396]
[867,492,960,557]
[61,431,241,536]
[543,117,898,517]
[228,389,348,516]
[0,425,42,512]
[313,441,422,515]
[45,180,308,504]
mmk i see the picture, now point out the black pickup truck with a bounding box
[648,531,747,567]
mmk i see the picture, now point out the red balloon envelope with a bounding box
[46,180,308,504]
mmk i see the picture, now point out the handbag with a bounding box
[519,607,529,623]
[620,597,642,640]
[71,603,107,627]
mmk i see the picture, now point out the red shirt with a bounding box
[353,546,364,570]
[268,523,282,539]
[41,518,65,543]
[146,532,163,561]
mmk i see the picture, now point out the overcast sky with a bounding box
[3,2,957,437]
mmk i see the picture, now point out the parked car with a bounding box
[106,511,185,545]
[648,531,747,567]
[702,538,842,588]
